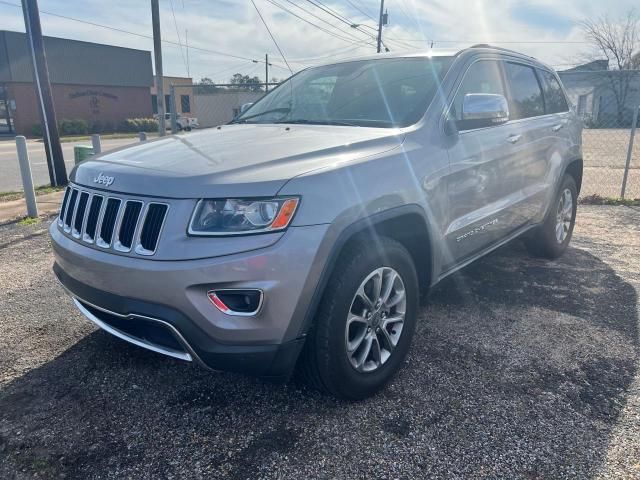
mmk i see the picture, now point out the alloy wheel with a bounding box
[344,267,407,373]
[555,188,573,244]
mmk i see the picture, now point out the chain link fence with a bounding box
[560,69,640,200]
[166,82,276,131]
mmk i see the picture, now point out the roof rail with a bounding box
[468,43,536,59]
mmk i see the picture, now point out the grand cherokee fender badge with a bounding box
[94,172,115,187]
[456,218,498,242]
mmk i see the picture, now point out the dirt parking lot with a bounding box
[1,206,639,479]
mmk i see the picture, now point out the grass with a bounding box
[18,216,40,226]
[580,194,640,207]
[54,132,157,143]
[29,132,154,143]
[0,185,65,203]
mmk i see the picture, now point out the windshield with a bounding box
[233,56,453,128]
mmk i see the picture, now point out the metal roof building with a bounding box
[0,31,153,135]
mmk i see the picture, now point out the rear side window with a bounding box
[539,70,569,114]
[452,60,506,121]
[504,63,544,120]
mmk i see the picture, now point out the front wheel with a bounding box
[299,236,418,400]
[525,174,578,259]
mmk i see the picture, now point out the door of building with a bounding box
[0,86,14,134]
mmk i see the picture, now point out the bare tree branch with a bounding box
[578,9,640,126]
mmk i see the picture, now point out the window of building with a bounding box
[504,63,544,120]
[181,95,191,113]
[151,94,158,114]
[539,70,569,114]
[577,94,588,115]
[165,94,172,113]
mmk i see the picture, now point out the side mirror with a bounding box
[459,93,509,130]
[240,102,254,114]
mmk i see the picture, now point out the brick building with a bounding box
[0,30,153,136]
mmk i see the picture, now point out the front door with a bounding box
[0,86,13,134]
[444,59,524,266]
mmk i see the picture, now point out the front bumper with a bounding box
[50,220,330,377]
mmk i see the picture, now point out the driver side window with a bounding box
[452,60,506,122]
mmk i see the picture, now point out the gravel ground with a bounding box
[0,206,639,479]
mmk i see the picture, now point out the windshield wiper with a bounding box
[274,119,361,127]
[231,107,291,123]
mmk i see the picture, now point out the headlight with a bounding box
[189,197,299,235]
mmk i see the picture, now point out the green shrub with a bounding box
[88,120,116,134]
[59,118,88,136]
[31,124,43,137]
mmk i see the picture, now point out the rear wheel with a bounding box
[525,174,577,259]
[299,236,418,400]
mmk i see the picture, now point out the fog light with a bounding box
[207,289,263,316]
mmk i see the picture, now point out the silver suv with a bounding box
[50,46,582,399]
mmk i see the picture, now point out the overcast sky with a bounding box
[0,0,638,83]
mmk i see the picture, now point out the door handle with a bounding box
[507,134,522,144]
[552,123,565,132]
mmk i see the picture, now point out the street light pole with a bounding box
[151,0,165,137]
[376,0,385,53]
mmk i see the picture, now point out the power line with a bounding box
[288,44,365,63]
[302,0,392,51]
[312,0,379,32]
[304,0,378,42]
[169,0,188,75]
[0,0,291,71]
[203,61,257,82]
[264,0,372,47]
[344,0,377,22]
[279,0,375,46]
[250,0,293,74]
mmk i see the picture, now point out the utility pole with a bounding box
[151,0,165,137]
[265,53,269,92]
[21,0,67,186]
[376,0,385,53]
[185,29,190,78]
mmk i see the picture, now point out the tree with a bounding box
[580,10,640,126]
[195,77,220,94]
[228,73,264,92]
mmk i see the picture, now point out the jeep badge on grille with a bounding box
[94,172,115,187]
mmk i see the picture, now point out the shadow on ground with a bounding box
[0,241,638,479]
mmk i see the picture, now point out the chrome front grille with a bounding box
[58,185,168,256]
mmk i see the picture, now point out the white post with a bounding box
[15,136,39,218]
[170,84,178,134]
[139,132,147,141]
[621,105,639,199]
[91,134,101,154]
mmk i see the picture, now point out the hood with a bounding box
[71,124,405,198]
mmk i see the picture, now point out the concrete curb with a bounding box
[0,190,64,223]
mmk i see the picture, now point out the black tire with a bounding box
[299,236,419,400]
[525,174,578,259]
[185,126,192,131]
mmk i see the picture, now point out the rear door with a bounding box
[536,68,573,213]
[501,62,552,220]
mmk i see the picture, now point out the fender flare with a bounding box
[295,204,435,339]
